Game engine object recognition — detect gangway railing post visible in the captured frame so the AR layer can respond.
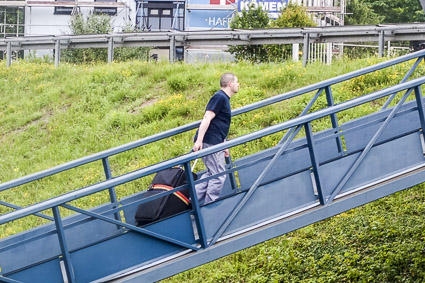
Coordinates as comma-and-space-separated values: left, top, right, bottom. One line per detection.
325, 86, 344, 155
304, 122, 326, 205
183, 162, 207, 248
102, 157, 121, 223
225, 155, 238, 191
52, 206, 76, 283
414, 86, 425, 142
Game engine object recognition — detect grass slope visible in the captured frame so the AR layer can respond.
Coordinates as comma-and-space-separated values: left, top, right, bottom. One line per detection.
0, 58, 424, 281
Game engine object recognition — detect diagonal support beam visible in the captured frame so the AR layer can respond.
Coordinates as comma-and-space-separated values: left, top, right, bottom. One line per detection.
0, 201, 54, 221
62, 204, 200, 251
382, 56, 424, 109
327, 88, 413, 204
279, 87, 324, 145
209, 126, 303, 246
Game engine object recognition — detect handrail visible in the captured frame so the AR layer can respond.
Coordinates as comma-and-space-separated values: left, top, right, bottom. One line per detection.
1, 76, 424, 225
1, 49, 424, 194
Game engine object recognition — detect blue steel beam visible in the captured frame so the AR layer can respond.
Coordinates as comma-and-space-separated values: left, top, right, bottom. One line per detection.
209, 125, 303, 246
52, 206, 75, 283
305, 122, 326, 205
1, 49, 425, 194
61, 204, 200, 251
119, 165, 425, 282
327, 87, 413, 203
183, 162, 207, 248
0, 201, 54, 221
0, 276, 23, 283
1, 76, 425, 225
382, 56, 424, 110
102, 157, 120, 223
278, 87, 323, 146
325, 86, 344, 154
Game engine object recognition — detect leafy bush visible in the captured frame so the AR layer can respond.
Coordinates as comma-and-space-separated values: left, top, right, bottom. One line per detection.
229, 3, 316, 63
61, 13, 150, 64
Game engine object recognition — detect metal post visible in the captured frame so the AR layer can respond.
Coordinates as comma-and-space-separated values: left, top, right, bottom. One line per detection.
303, 32, 310, 67
414, 86, 425, 141
52, 206, 75, 283
102, 157, 121, 223
169, 35, 176, 63
54, 40, 60, 68
183, 162, 207, 248
6, 41, 12, 67
304, 123, 325, 205
378, 30, 385, 57
325, 86, 344, 154
225, 155, 238, 191
108, 37, 114, 63
292, 43, 299, 62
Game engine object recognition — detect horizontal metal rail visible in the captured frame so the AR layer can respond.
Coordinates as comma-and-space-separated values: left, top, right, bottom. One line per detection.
2, 23, 425, 50
1, 76, 424, 225
1, 23, 425, 65
1, 48, 424, 195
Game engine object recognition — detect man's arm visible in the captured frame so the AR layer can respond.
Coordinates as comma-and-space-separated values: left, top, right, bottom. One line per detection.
193, 110, 216, 152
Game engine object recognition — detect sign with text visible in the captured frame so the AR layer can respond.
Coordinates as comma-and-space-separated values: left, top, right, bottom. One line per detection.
186, 9, 235, 30
238, 0, 288, 18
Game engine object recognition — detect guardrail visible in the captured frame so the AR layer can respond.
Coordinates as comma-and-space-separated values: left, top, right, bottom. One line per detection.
1, 23, 425, 66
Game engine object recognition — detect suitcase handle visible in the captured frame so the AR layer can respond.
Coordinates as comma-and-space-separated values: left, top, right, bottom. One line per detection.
191, 158, 198, 172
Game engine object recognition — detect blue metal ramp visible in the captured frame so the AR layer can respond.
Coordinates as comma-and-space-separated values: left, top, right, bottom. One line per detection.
1, 51, 425, 283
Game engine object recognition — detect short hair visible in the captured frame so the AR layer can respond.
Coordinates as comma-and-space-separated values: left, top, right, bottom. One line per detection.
220, 73, 236, 88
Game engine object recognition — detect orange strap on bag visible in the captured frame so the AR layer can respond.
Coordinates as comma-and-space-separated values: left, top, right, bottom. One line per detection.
151, 184, 190, 206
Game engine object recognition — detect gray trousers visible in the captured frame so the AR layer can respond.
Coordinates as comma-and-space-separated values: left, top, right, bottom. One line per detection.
195, 143, 226, 204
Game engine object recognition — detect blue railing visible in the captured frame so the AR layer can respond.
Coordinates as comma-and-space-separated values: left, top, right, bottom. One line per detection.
1, 50, 425, 282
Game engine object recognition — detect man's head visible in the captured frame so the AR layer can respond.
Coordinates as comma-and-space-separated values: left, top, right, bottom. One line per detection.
220, 73, 239, 97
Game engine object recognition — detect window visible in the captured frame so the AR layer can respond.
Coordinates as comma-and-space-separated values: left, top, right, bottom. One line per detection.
94, 0, 117, 16
54, 0, 74, 15
139, 2, 184, 31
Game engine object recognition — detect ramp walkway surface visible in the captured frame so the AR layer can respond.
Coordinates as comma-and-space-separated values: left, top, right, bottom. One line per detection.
1, 50, 425, 282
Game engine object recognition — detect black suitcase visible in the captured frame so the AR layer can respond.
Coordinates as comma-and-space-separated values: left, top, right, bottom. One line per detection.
134, 166, 196, 226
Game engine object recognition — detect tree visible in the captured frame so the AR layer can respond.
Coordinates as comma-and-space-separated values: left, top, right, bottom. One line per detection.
228, 3, 317, 63
61, 13, 150, 64
228, 4, 270, 63
267, 3, 316, 61
345, 0, 383, 25
362, 0, 425, 23
270, 3, 316, 28
61, 13, 112, 63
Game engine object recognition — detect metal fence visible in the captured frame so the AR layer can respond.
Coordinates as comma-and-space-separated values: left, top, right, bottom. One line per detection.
0, 23, 425, 67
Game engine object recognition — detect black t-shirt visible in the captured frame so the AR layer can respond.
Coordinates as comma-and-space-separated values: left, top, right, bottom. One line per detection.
195, 90, 231, 145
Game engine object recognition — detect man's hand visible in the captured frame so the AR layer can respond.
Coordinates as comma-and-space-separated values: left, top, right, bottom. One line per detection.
193, 140, 203, 152
224, 148, 230, 157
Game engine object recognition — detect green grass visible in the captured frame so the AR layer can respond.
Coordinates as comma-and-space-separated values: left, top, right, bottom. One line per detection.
0, 57, 424, 281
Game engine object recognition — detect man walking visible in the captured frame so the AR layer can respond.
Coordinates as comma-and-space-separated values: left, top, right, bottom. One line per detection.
192, 73, 239, 204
